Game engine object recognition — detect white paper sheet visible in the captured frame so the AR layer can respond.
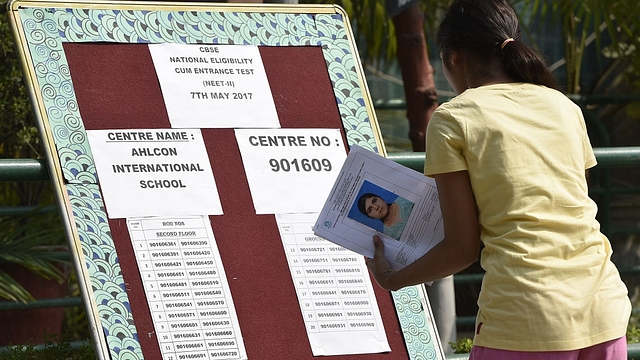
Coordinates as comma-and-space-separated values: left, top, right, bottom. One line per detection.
127, 216, 247, 360
148, 43, 280, 129
313, 145, 444, 270
234, 128, 347, 214
87, 129, 223, 218
275, 213, 391, 356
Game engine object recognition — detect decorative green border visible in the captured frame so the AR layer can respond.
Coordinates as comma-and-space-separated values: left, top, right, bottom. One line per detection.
392, 286, 444, 360
17, 4, 436, 360
66, 183, 142, 359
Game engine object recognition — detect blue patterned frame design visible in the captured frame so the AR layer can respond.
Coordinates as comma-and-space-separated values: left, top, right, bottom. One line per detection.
11, 2, 441, 359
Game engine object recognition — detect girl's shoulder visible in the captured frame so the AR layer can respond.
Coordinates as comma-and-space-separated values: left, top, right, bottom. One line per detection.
437, 83, 571, 113
461, 82, 558, 99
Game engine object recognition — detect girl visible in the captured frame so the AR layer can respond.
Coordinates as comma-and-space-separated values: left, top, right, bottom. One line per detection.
365, 0, 632, 359
357, 192, 413, 240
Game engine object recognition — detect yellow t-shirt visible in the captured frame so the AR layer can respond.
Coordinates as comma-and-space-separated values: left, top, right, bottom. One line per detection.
424, 83, 631, 351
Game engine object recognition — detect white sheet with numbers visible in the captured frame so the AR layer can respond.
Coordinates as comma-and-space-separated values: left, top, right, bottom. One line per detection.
275, 213, 391, 356
127, 216, 247, 360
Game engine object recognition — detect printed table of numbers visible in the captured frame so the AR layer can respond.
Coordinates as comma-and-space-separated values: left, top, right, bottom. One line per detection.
275, 213, 390, 356
127, 216, 247, 360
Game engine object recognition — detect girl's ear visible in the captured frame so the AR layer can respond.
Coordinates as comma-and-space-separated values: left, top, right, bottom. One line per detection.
449, 50, 460, 66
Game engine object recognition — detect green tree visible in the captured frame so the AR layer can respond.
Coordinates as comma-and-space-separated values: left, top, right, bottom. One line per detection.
1, 2, 68, 303
511, 0, 640, 156
515, 0, 640, 95
1, 2, 52, 207
308, 0, 640, 147
1, 2, 41, 161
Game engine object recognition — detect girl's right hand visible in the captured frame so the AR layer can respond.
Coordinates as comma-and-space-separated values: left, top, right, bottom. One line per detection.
365, 235, 397, 290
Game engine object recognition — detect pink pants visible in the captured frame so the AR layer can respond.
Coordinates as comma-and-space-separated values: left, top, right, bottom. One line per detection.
469, 337, 627, 360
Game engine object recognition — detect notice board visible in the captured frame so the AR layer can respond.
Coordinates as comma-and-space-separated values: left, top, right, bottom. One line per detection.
7, 1, 445, 359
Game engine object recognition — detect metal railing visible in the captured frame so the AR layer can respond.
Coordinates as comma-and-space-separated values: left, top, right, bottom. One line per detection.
0, 158, 85, 354
2, 148, 639, 358
386, 147, 640, 172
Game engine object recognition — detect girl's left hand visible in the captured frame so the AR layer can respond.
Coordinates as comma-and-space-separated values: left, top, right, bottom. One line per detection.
365, 235, 396, 290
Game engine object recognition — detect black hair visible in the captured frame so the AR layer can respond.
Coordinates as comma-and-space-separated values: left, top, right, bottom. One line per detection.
357, 193, 376, 218
436, 0, 559, 90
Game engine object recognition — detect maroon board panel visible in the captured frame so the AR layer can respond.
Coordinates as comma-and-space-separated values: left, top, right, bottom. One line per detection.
63, 42, 408, 359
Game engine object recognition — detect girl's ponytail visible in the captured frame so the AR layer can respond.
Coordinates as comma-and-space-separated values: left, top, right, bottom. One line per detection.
501, 38, 559, 90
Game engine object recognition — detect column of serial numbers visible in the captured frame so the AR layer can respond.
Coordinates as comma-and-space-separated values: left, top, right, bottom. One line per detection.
280, 221, 379, 333
279, 222, 319, 332
128, 217, 245, 360
328, 246, 379, 332
129, 219, 180, 359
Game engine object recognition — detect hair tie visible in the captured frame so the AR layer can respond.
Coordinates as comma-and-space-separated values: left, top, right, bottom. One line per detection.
501, 38, 515, 49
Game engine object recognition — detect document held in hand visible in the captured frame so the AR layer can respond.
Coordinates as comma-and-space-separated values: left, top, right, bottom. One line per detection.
313, 145, 444, 270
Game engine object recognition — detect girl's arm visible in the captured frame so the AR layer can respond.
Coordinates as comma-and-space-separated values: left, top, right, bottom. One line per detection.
366, 170, 481, 291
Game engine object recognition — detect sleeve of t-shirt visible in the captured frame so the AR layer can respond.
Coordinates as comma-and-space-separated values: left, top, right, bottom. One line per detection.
423, 107, 468, 177
577, 108, 597, 169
